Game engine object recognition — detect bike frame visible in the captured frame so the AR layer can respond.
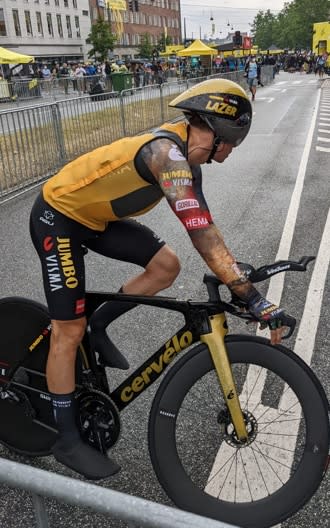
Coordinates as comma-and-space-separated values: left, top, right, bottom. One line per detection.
8, 290, 249, 441
94, 294, 248, 442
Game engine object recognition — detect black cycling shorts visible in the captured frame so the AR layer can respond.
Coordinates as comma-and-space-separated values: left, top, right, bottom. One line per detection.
29, 193, 166, 320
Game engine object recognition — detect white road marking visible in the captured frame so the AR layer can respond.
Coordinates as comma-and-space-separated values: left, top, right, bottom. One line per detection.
316, 146, 330, 152
318, 136, 330, 142
293, 207, 330, 363
318, 129, 330, 133
320, 117, 330, 121
257, 97, 275, 103
318, 122, 330, 127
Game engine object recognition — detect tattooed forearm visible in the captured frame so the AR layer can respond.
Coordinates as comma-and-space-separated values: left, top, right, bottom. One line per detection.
189, 226, 258, 300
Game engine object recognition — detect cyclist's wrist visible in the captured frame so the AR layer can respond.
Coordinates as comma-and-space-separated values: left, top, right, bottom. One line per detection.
227, 282, 260, 305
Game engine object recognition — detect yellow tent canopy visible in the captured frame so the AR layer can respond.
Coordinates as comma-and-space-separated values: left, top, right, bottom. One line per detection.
177, 39, 217, 57
0, 47, 34, 64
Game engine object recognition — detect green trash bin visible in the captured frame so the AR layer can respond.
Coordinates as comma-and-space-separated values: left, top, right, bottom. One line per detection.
111, 72, 133, 92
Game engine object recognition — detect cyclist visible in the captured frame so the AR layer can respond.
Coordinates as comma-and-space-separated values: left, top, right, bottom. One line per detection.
29, 78, 289, 480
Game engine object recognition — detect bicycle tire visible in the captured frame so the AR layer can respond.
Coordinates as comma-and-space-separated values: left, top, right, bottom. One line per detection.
148, 335, 329, 528
0, 297, 57, 456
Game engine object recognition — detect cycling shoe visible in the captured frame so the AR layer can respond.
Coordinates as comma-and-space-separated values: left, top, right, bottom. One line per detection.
52, 438, 121, 480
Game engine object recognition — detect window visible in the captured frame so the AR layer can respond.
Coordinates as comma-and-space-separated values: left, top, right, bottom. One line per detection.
66, 15, 72, 38
12, 9, 21, 36
82, 10, 89, 16
36, 11, 43, 35
64, 0, 68, 7
46, 12, 53, 36
72, 0, 77, 8
55, 0, 59, 5
74, 16, 80, 38
56, 13, 63, 37
0, 8, 7, 36
25, 10, 33, 35
44, 0, 50, 5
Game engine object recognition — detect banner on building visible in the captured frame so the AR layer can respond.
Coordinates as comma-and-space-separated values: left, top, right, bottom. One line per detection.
243, 36, 252, 49
106, 0, 126, 10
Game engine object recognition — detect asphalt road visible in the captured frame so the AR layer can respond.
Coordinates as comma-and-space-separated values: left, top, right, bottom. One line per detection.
0, 71, 329, 528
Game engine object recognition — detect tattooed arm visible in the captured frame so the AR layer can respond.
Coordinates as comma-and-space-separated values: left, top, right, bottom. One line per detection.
140, 138, 258, 301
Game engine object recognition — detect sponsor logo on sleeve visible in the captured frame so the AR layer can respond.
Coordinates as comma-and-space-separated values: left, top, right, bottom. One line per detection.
175, 199, 199, 211
183, 215, 211, 230
168, 145, 186, 161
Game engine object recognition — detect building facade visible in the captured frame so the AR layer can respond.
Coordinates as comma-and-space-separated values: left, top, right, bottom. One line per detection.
90, 1, 181, 60
0, 0, 182, 63
0, 0, 91, 63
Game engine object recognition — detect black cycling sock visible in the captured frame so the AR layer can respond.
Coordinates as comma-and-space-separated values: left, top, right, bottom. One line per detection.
51, 392, 80, 445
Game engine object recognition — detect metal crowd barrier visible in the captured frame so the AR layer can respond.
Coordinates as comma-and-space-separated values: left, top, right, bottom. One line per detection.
0, 457, 239, 528
0, 67, 274, 202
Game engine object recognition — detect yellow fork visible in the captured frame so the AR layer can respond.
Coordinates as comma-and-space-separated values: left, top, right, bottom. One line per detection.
200, 314, 248, 441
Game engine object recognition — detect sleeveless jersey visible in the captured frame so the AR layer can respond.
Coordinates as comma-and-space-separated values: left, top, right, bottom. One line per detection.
43, 122, 188, 231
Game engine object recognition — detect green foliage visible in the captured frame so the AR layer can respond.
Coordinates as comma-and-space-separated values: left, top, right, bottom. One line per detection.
137, 33, 154, 58
251, 0, 330, 50
86, 18, 117, 61
156, 33, 173, 52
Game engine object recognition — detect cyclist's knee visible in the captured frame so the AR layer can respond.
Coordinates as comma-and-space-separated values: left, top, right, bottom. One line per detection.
146, 245, 181, 289
51, 317, 86, 351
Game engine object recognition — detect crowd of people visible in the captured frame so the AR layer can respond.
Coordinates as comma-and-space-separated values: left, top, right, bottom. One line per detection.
3, 49, 328, 102
283, 51, 329, 76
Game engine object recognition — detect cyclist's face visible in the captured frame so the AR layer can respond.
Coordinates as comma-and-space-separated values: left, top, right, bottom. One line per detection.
212, 142, 234, 163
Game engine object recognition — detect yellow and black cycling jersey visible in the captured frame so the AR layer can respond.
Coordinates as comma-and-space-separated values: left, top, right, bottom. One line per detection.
43, 122, 190, 231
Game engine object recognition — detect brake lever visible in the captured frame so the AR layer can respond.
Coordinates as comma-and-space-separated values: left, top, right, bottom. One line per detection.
280, 313, 296, 339
235, 311, 296, 339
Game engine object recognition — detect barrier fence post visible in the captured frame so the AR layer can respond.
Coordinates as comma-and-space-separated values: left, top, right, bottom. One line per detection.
31, 494, 49, 528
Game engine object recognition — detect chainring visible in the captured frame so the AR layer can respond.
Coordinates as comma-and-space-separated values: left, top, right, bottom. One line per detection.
76, 389, 121, 453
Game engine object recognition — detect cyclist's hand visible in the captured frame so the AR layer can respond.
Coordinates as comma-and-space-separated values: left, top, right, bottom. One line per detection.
247, 293, 286, 345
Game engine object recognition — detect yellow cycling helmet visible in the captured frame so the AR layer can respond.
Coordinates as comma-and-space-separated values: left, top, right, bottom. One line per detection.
169, 78, 252, 148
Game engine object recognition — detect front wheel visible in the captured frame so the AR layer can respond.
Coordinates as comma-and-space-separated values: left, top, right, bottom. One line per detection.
148, 336, 329, 528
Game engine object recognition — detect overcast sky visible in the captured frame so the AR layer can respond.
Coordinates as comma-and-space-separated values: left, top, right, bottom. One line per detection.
180, 1, 288, 40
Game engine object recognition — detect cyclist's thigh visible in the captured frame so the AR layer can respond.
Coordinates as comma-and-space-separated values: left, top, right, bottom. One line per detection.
30, 193, 98, 319
85, 218, 166, 268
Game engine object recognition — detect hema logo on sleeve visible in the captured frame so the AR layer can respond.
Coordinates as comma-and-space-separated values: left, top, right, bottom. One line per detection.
175, 199, 199, 211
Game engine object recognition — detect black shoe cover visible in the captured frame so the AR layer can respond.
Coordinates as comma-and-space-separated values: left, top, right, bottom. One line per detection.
52, 438, 121, 480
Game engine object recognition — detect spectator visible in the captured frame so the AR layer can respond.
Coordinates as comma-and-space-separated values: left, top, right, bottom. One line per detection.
74, 63, 86, 94
41, 64, 51, 93
59, 63, 70, 94
245, 56, 258, 102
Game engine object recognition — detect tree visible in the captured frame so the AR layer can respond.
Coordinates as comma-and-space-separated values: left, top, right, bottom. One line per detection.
250, 10, 278, 50
156, 32, 173, 53
137, 33, 154, 58
251, 0, 330, 50
86, 18, 117, 62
